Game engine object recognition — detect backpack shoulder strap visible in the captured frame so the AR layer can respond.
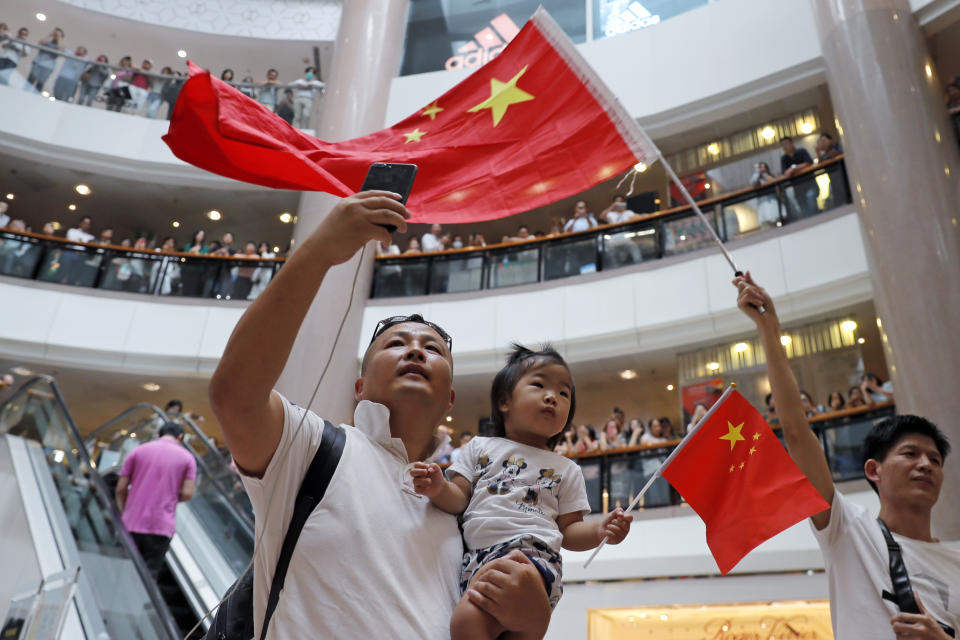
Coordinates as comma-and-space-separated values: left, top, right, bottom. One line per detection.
878, 517, 921, 615
260, 420, 345, 640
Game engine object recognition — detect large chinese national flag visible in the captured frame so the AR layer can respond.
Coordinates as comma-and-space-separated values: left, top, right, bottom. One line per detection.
661, 390, 829, 575
162, 8, 657, 224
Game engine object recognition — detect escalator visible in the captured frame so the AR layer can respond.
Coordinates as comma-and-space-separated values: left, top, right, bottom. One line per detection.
0, 376, 253, 639
84, 403, 254, 637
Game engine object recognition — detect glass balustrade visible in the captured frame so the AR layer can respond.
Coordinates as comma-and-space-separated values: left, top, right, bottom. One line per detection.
0, 376, 181, 640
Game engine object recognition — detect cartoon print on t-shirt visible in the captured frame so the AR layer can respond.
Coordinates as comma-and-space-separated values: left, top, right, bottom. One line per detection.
522, 468, 562, 505
487, 455, 528, 495
475, 453, 491, 476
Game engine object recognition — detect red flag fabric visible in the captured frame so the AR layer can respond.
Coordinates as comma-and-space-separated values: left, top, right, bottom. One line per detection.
661, 390, 830, 574
162, 8, 658, 224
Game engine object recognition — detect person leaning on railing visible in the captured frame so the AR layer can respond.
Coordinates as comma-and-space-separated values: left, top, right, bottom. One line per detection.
25, 28, 64, 93
0, 25, 30, 86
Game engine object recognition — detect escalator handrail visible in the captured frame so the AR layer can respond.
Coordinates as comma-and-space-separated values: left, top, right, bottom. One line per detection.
1, 375, 184, 640
86, 402, 255, 531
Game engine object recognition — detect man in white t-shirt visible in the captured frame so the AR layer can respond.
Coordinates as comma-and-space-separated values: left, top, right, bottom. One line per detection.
209, 191, 552, 639
735, 273, 958, 640
563, 200, 598, 233
600, 194, 638, 225
421, 223, 449, 252
66, 215, 94, 247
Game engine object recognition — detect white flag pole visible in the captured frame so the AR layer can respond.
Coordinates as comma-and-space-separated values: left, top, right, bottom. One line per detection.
583, 384, 738, 569
654, 151, 765, 312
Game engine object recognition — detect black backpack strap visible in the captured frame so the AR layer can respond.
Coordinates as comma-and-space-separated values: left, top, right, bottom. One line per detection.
260, 420, 345, 640
877, 518, 956, 638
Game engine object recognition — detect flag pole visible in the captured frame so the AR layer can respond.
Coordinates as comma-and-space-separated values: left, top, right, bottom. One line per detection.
655, 151, 765, 313
583, 384, 738, 568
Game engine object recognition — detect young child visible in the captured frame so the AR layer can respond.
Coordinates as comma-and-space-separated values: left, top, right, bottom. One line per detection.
411, 344, 632, 639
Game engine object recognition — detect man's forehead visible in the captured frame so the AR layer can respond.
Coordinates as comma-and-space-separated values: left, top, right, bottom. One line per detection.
894, 434, 940, 454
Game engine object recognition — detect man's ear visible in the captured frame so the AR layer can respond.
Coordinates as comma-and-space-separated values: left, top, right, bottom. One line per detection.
355, 377, 364, 403
447, 388, 456, 415
864, 458, 880, 485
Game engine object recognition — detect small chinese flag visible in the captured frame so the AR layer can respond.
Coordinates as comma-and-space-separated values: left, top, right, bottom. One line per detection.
162, 8, 657, 224
661, 390, 829, 575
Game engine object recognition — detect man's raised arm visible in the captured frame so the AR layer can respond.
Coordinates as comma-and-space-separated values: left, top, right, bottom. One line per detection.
208, 192, 409, 475
734, 273, 835, 529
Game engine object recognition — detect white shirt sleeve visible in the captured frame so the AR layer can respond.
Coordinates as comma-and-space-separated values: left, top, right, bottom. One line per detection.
557, 462, 591, 517
563, 219, 574, 233
447, 437, 477, 483
421, 233, 442, 252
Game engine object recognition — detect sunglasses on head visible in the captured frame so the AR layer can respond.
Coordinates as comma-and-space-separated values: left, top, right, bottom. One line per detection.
370, 314, 453, 352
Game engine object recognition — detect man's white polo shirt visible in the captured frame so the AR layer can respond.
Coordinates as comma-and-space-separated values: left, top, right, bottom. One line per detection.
241, 393, 462, 639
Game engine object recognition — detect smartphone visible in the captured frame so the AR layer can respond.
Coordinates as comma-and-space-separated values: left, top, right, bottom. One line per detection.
361, 162, 418, 233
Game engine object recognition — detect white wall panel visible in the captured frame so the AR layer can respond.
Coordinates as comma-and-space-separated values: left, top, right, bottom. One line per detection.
123, 303, 209, 356
780, 214, 869, 292
494, 287, 566, 354
632, 259, 710, 327
46, 293, 137, 352
703, 239, 789, 315
197, 307, 246, 361
563, 277, 635, 341
0, 282, 61, 343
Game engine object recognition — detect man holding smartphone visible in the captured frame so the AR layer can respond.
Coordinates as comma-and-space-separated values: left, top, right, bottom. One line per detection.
209, 190, 552, 639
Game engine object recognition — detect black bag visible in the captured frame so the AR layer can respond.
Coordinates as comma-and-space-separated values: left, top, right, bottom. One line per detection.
878, 518, 955, 638
206, 420, 345, 640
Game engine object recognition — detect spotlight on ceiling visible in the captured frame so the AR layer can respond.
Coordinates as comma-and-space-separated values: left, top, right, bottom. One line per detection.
141, 382, 161, 392
5, 193, 14, 200
666, 384, 675, 391
761, 126, 776, 140
67, 204, 77, 211
177, 50, 187, 58
619, 369, 638, 380
172, 221, 181, 228
800, 122, 814, 135
840, 320, 857, 332
733, 342, 749, 353
633, 162, 647, 173
75, 184, 91, 196
206, 210, 222, 221
279, 212, 293, 224
707, 142, 720, 155
36, 12, 47, 21
706, 362, 720, 371
780, 335, 792, 346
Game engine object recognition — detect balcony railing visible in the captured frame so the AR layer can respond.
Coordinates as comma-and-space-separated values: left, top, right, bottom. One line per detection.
0, 232, 283, 300
571, 401, 894, 514
0, 157, 850, 302
1, 37, 322, 126
371, 157, 851, 298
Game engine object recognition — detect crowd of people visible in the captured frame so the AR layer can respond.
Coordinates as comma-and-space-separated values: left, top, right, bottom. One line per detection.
0, 23, 323, 126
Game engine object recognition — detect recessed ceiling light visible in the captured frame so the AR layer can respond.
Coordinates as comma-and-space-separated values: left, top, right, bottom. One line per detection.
207, 210, 222, 221
67, 204, 77, 211
857, 337, 866, 344
800, 122, 814, 135
619, 369, 637, 380
36, 12, 47, 21
633, 162, 647, 173
11, 366, 33, 376
840, 320, 857, 332
666, 384, 674, 391
75, 184, 91, 195
272, 246, 280, 253
445, 416, 452, 422
707, 142, 720, 155
761, 126, 776, 140
177, 50, 187, 58
172, 221, 181, 228
5, 193, 13, 200
654, 198, 661, 204
48, 96, 56, 102
706, 362, 720, 371
41, 90, 50, 97
733, 342, 748, 353
142, 382, 161, 392
279, 212, 293, 223
704, 183, 711, 189
780, 335, 792, 346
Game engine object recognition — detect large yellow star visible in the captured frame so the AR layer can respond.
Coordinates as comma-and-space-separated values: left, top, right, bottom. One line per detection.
467, 65, 535, 127
403, 128, 426, 143
720, 421, 746, 451
421, 102, 443, 120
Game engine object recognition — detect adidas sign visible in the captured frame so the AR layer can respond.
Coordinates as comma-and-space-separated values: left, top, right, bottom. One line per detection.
445, 13, 521, 70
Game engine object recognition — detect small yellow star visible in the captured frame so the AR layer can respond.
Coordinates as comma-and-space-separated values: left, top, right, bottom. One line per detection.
467, 65, 535, 127
729, 465, 735, 472
752, 432, 761, 441
403, 128, 426, 143
739, 462, 745, 470
720, 421, 746, 451
749, 446, 757, 455
421, 102, 443, 120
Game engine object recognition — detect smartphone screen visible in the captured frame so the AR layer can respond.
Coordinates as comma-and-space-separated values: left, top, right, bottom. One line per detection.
361, 163, 418, 205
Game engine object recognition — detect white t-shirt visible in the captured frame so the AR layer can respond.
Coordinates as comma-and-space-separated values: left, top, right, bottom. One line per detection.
812, 489, 960, 639
639, 432, 669, 446
421, 232, 445, 252
563, 215, 598, 233
240, 395, 462, 639
66, 228, 94, 243
447, 436, 590, 553
605, 209, 636, 224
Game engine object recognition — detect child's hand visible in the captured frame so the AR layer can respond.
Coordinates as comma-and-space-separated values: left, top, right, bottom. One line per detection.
410, 462, 445, 498
598, 508, 633, 545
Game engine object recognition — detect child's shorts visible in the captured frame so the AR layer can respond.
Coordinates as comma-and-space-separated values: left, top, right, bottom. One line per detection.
460, 534, 564, 609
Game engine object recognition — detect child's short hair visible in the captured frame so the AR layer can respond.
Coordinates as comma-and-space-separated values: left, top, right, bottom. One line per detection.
489, 343, 576, 449
862, 415, 950, 493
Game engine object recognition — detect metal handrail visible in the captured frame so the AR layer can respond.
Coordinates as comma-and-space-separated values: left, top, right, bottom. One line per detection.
0, 375, 183, 640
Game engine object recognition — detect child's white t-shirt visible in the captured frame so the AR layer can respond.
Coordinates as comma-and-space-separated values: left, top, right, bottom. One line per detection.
447, 436, 591, 553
